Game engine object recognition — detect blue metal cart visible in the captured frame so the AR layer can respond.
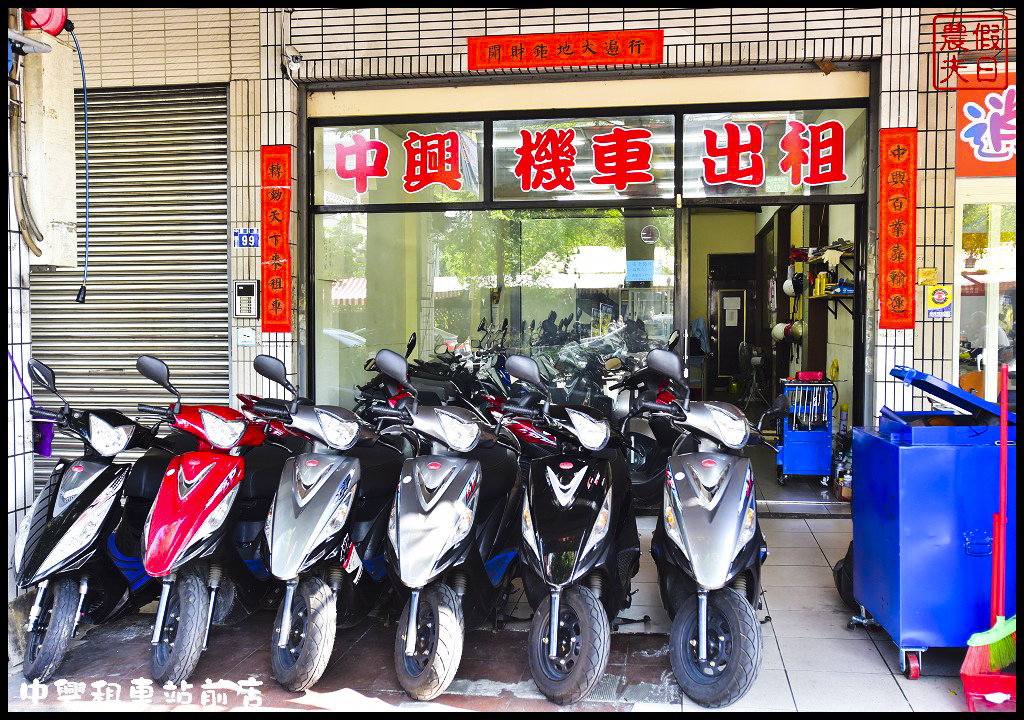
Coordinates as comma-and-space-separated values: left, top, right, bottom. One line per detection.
850, 366, 1016, 679
776, 380, 834, 485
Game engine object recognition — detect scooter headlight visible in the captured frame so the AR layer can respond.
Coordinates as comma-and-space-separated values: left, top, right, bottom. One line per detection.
316, 410, 359, 451
387, 495, 399, 549
320, 472, 357, 540
445, 470, 480, 551
36, 473, 125, 580
435, 409, 481, 452
707, 405, 750, 449
565, 408, 609, 451
200, 409, 247, 449
522, 501, 542, 561
664, 472, 689, 559
580, 487, 613, 560
89, 414, 134, 456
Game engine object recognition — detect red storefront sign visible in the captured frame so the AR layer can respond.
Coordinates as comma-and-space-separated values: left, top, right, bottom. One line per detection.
878, 129, 917, 330
261, 145, 292, 334
468, 29, 663, 71
956, 72, 1016, 177
932, 13, 1009, 91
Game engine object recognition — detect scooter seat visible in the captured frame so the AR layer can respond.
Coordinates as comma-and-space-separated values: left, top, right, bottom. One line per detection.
349, 441, 404, 499
463, 444, 519, 502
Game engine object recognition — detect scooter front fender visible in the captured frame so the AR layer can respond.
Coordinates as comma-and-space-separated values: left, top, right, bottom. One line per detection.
666, 453, 754, 590
143, 451, 243, 577
267, 453, 359, 580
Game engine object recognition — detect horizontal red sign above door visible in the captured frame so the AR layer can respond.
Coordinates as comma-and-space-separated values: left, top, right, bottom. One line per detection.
468, 29, 663, 71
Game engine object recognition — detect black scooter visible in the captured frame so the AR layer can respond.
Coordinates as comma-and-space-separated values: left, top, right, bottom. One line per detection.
14, 359, 193, 681
502, 354, 641, 705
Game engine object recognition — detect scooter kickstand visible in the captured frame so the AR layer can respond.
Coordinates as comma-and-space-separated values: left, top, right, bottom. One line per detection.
612, 614, 651, 631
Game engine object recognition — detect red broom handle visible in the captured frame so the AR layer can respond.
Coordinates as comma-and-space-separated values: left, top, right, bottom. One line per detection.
992, 363, 1008, 623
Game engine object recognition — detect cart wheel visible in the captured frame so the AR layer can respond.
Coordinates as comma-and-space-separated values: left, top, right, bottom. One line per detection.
903, 652, 921, 680
820, 476, 830, 487
777, 475, 787, 486
846, 620, 857, 631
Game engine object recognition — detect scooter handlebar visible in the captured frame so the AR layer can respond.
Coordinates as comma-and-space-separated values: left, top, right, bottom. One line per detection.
138, 403, 174, 419
252, 400, 292, 422
29, 406, 61, 421
502, 404, 541, 419
371, 406, 413, 422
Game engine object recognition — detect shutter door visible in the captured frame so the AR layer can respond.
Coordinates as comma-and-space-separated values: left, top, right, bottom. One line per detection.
30, 85, 229, 489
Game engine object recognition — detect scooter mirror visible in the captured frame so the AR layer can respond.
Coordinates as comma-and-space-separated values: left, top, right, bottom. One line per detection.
254, 354, 296, 397
405, 332, 417, 358
501, 318, 508, 331
27, 358, 58, 395
530, 319, 536, 331
667, 329, 680, 350
646, 348, 684, 383
477, 318, 487, 332
506, 355, 550, 397
375, 348, 417, 397
137, 355, 182, 411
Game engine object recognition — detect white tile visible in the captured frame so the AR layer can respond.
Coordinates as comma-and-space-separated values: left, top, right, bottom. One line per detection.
788, 669, 911, 711
761, 531, 820, 548
821, 545, 847, 566
761, 564, 834, 588
764, 547, 828, 566
679, 668, 796, 711
761, 585, 853, 614
778, 637, 891, 674
760, 624, 785, 671
636, 515, 657, 531
768, 609, 868, 640
805, 518, 852, 533
759, 518, 810, 533
812, 531, 853, 549
895, 673, 971, 712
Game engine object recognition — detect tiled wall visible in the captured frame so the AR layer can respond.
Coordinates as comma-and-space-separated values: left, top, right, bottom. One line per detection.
8, 132, 33, 601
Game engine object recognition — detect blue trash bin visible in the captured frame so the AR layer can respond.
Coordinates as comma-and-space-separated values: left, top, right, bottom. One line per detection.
852, 366, 1016, 677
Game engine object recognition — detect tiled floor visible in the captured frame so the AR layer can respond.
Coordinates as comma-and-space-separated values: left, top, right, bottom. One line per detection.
8, 517, 1005, 712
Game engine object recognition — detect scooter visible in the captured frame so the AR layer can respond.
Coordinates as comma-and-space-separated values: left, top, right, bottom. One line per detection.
248, 354, 407, 691
625, 348, 785, 708
14, 359, 190, 682
134, 355, 293, 684
372, 348, 522, 701
502, 354, 640, 705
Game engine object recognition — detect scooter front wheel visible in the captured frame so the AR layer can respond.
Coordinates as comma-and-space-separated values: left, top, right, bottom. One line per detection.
23, 577, 79, 682
527, 585, 610, 705
393, 583, 464, 701
669, 586, 762, 708
271, 577, 336, 692
150, 569, 209, 685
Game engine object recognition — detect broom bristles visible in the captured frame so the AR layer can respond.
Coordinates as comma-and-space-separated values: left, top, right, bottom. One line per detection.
988, 630, 1016, 672
962, 644, 992, 676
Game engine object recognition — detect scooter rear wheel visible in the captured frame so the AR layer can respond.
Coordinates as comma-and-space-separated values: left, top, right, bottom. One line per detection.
527, 585, 610, 705
393, 584, 464, 701
669, 586, 762, 708
22, 577, 78, 682
150, 569, 209, 685
271, 577, 336, 692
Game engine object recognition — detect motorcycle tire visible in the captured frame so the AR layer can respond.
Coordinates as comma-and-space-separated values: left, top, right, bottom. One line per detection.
527, 585, 610, 705
669, 586, 762, 708
393, 583, 464, 701
22, 577, 78, 682
150, 569, 209, 685
271, 576, 337, 692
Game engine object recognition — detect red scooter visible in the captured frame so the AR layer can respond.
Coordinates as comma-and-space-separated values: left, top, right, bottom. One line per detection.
135, 355, 292, 684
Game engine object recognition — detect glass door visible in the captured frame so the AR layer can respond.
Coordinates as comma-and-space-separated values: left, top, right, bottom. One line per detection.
953, 179, 1016, 403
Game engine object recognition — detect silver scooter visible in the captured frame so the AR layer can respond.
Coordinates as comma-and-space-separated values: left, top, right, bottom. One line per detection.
623, 349, 786, 708
249, 355, 407, 691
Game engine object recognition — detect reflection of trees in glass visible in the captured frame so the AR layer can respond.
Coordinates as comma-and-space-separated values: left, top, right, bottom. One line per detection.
320, 215, 366, 279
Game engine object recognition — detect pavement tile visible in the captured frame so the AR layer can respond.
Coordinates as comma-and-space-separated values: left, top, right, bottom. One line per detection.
787, 669, 911, 712
767, 609, 869, 640
760, 564, 834, 588
761, 531, 820, 549
812, 531, 853, 549
820, 545, 846, 566
622, 634, 671, 667
894, 673, 972, 712
777, 636, 890, 674
630, 581, 662, 607
679, 668, 796, 711
805, 518, 852, 533
617, 663, 682, 705
761, 585, 853, 614
764, 546, 828, 566
759, 518, 810, 533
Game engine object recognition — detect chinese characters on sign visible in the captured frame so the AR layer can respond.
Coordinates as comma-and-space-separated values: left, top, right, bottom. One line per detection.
878, 129, 917, 330
261, 145, 292, 334
467, 29, 663, 71
20, 678, 264, 708
701, 120, 849, 189
956, 72, 1016, 177
932, 14, 1009, 91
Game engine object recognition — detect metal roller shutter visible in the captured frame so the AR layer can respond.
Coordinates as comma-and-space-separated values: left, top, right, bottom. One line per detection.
30, 85, 229, 489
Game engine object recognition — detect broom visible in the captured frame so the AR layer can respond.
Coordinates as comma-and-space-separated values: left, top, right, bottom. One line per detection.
962, 363, 1016, 674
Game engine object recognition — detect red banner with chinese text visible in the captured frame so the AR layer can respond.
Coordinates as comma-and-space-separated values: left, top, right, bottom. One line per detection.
261, 146, 292, 334
468, 29, 663, 71
878, 129, 917, 330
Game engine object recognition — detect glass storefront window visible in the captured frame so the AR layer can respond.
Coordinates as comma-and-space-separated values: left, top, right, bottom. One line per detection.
313, 208, 674, 406
493, 115, 674, 202
313, 121, 484, 205
682, 107, 867, 198
955, 185, 1016, 403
